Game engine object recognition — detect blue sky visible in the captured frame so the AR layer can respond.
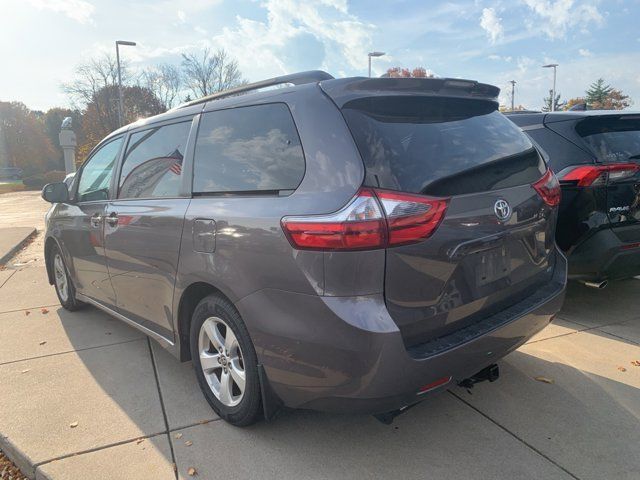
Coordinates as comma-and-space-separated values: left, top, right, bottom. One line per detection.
1, 0, 639, 111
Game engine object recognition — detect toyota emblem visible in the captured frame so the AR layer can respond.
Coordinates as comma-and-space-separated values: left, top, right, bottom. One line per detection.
494, 199, 511, 222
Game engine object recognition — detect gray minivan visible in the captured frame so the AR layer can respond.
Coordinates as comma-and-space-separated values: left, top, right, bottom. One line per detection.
42, 71, 567, 426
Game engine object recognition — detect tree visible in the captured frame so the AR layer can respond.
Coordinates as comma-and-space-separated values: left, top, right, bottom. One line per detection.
78, 85, 165, 161
585, 78, 612, 108
140, 63, 183, 110
386, 67, 434, 78
0, 102, 56, 175
564, 97, 587, 111
63, 54, 130, 108
542, 90, 565, 112
181, 48, 245, 98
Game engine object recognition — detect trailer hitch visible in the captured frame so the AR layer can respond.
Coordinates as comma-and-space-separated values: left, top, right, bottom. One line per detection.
458, 364, 500, 393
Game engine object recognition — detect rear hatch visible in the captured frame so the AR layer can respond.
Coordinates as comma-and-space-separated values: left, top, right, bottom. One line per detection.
573, 115, 640, 239
338, 91, 559, 348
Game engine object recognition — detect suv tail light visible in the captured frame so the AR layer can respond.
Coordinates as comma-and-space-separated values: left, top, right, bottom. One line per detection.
281, 188, 449, 251
532, 169, 561, 207
560, 163, 640, 187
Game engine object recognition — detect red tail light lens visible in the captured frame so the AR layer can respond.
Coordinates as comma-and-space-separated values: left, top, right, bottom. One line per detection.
281, 188, 449, 251
376, 190, 449, 246
560, 163, 640, 187
532, 169, 561, 207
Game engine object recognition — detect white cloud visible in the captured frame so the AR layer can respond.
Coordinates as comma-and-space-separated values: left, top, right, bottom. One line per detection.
208, 0, 374, 77
24, 0, 94, 24
177, 10, 187, 23
578, 48, 592, 57
480, 8, 503, 43
523, 0, 604, 39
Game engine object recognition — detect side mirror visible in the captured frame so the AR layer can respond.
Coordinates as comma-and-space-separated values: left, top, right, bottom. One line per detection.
42, 182, 69, 204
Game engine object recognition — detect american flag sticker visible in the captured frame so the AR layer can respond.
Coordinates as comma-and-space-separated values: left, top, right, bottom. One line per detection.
170, 159, 182, 175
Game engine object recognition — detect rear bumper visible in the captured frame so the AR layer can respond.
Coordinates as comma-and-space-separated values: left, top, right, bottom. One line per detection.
568, 226, 640, 281
236, 250, 567, 415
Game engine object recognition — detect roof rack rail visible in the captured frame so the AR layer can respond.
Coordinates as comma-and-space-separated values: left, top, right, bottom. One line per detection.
179, 70, 334, 108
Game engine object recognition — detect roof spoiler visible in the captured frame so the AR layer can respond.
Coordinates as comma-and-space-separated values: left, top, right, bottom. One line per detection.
178, 70, 334, 109
319, 77, 500, 108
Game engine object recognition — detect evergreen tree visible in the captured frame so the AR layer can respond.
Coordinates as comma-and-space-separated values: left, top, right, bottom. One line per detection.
542, 90, 565, 112
585, 79, 613, 108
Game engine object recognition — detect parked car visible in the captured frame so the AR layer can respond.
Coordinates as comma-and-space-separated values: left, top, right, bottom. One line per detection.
507, 111, 640, 286
0, 166, 23, 180
41, 71, 566, 426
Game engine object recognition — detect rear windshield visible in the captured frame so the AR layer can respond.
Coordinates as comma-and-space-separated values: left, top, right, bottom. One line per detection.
342, 96, 545, 196
576, 116, 640, 163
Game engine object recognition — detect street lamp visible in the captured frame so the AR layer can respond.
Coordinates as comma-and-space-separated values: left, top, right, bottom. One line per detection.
509, 80, 516, 111
368, 51, 385, 78
116, 40, 136, 127
542, 63, 558, 111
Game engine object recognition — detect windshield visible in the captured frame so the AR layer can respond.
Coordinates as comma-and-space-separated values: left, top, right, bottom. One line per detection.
342, 96, 544, 196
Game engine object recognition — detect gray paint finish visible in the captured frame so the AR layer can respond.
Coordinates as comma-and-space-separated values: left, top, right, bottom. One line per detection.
43, 75, 567, 416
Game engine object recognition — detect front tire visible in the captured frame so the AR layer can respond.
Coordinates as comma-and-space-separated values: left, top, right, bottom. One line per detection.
190, 294, 262, 426
50, 246, 82, 311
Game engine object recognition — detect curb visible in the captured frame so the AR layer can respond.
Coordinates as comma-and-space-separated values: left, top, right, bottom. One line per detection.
0, 228, 37, 266
0, 434, 36, 479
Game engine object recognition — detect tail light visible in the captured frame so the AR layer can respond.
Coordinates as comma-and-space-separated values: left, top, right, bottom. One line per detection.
532, 169, 561, 207
560, 163, 640, 187
281, 188, 449, 251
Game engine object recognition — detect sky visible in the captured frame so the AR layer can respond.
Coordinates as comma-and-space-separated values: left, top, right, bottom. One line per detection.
1, 0, 639, 111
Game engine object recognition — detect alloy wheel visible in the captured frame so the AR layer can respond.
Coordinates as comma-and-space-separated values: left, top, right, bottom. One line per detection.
198, 316, 246, 407
53, 253, 68, 302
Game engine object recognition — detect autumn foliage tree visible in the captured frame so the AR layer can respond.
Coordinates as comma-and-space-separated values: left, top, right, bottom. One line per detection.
0, 101, 56, 175
386, 67, 434, 78
78, 85, 164, 161
585, 79, 632, 110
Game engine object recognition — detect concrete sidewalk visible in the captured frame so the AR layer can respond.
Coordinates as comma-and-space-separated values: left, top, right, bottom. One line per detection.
1, 192, 639, 479
0, 266, 638, 479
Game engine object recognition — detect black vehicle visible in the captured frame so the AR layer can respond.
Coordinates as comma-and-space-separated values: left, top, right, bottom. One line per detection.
508, 111, 640, 286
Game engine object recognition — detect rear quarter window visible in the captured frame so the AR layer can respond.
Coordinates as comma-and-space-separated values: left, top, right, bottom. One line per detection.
576, 116, 640, 163
193, 103, 305, 194
342, 96, 545, 196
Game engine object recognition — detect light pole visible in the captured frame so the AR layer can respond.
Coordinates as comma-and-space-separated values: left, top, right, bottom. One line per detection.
509, 80, 516, 111
116, 40, 136, 127
368, 51, 385, 78
542, 63, 558, 111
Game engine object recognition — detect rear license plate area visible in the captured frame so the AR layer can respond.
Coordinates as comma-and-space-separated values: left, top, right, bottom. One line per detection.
475, 246, 511, 287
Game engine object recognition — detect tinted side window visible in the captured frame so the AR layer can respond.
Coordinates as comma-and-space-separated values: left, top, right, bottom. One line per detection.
194, 104, 305, 193
77, 137, 123, 202
119, 121, 191, 199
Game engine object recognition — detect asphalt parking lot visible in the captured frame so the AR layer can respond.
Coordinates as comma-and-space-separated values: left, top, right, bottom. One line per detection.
1, 191, 639, 480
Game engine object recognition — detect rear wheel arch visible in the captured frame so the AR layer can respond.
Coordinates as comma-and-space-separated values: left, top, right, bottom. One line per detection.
44, 236, 61, 285
177, 282, 236, 362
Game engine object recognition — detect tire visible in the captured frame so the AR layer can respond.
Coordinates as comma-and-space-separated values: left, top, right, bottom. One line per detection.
190, 293, 262, 426
49, 245, 83, 311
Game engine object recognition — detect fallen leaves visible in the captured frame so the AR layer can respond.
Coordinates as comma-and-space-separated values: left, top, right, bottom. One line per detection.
69, 421, 78, 428
185, 440, 193, 447
187, 467, 197, 476
21, 369, 29, 374
39, 341, 46, 346
631, 360, 640, 367
41, 308, 49, 314
618, 366, 627, 372
534, 376, 554, 384
174, 433, 183, 439
24, 310, 30, 316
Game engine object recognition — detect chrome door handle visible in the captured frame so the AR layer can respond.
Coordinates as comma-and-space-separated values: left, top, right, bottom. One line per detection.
106, 212, 118, 227
90, 214, 102, 227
